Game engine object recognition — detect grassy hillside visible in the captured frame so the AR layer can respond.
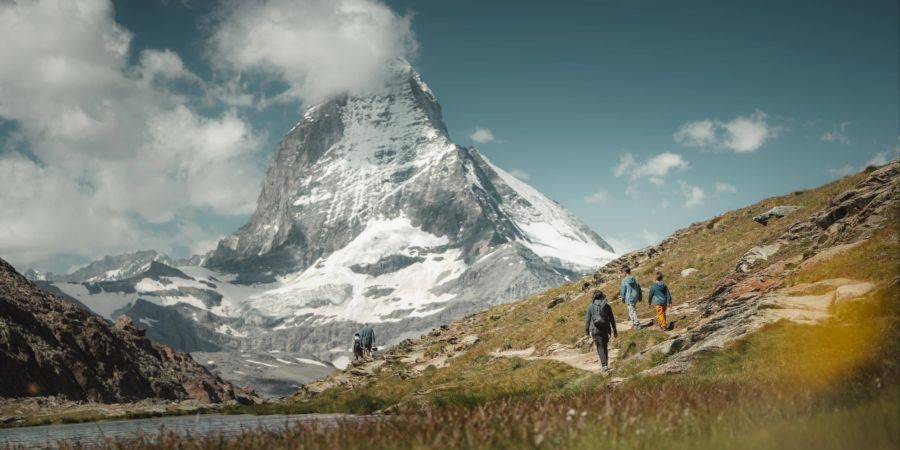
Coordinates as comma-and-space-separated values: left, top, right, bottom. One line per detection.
51, 213, 900, 450
12, 162, 899, 449
268, 168, 880, 413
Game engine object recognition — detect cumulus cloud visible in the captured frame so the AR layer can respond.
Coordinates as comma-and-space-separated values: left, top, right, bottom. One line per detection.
613, 153, 636, 178
673, 119, 716, 148
715, 182, 737, 194
615, 152, 689, 186
469, 127, 496, 144
0, 0, 264, 269
829, 165, 856, 177
820, 122, 850, 144
678, 181, 706, 208
207, 0, 417, 105
508, 168, 530, 180
583, 189, 609, 204
633, 153, 689, 183
674, 110, 779, 153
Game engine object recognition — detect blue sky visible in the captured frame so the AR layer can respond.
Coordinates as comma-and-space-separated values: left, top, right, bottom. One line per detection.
0, 0, 897, 272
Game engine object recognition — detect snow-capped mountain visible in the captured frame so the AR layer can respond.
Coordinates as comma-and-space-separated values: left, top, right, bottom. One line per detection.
26, 250, 174, 283
36, 60, 615, 394
203, 58, 614, 333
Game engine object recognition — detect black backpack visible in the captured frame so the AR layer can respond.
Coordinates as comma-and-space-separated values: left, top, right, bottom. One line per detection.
591, 299, 609, 331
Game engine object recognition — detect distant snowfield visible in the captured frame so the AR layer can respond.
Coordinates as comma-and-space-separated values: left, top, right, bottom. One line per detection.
250, 215, 466, 324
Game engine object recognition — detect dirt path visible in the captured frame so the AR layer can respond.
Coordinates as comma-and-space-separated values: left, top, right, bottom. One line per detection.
491, 343, 620, 373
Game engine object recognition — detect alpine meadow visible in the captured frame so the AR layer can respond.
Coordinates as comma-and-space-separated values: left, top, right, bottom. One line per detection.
0, 1, 897, 449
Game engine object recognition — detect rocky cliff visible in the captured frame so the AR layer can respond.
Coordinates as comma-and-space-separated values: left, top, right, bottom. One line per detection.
0, 257, 253, 404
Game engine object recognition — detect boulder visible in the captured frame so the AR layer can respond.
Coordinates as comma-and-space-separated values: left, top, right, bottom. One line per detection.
736, 244, 781, 273
753, 205, 800, 225
681, 268, 698, 278
547, 297, 565, 309
833, 282, 877, 306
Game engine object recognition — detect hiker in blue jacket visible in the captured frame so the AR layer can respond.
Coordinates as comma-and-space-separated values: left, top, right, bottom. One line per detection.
619, 266, 643, 329
585, 291, 618, 371
359, 324, 375, 357
647, 271, 673, 330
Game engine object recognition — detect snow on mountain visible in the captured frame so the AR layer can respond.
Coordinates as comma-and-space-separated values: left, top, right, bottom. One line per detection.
30, 250, 176, 283
36, 60, 616, 394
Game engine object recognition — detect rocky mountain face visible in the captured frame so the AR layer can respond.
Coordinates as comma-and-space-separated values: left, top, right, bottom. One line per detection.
200, 59, 614, 346
30, 61, 616, 395
0, 257, 253, 404
25, 250, 174, 283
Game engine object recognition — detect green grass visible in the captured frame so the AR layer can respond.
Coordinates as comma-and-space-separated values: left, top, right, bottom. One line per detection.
42, 301, 900, 449
9, 168, 897, 449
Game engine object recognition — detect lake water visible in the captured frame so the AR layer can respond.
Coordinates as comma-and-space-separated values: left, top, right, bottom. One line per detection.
0, 413, 352, 448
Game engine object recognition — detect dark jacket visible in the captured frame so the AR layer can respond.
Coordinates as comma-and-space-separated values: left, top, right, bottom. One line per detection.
359, 325, 375, 348
584, 295, 617, 337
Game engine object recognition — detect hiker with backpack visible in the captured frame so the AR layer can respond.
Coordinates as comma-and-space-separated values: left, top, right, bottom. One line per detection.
619, 266, 643, 329
647, 271, 673, 330
359, 324, 375, 358
352, 333, 365, 362
585, 291, 618, 372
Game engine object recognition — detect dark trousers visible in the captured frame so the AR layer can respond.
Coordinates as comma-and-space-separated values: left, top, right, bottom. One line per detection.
592, 333, 610, 367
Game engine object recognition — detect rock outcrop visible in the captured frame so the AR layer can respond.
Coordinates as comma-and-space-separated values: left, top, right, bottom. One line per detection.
643, 160, 899, 374
753, 205, 799, 225
0, 257, 254, 404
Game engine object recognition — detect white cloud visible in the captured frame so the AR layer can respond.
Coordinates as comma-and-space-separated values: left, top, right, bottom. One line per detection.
715, 182, 737, 194
829, 164, 856, 177
632, 152, 689, 181
673, 119, 716, 148
583, 189, 609, 204
207, 0, 417, 105
508, 168, 530, 180
469, 127, 496, 144
864, 148, 898, 167
0, 0, 264, 269
820, 122, 850, 144
641, 230, 661, 245
606, 230, 660, 254
613, 153, 636, 178
138, 49, 198, 82
678, 181, 706, 208
674, 110, 779, 153
829, 147, 898, 179
605, 236, 635, 254
614, 152, 689, 195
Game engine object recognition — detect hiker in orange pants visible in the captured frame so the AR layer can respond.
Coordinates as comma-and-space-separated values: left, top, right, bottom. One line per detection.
647, 272, 673, 330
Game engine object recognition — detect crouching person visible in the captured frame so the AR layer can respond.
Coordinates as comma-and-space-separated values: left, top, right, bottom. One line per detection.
585, 291, 618, 372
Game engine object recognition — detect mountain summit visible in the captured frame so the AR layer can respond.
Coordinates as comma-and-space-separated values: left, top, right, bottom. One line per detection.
204, 59, 614, 331
207, 60, 613, 280
34, 62, 615, 392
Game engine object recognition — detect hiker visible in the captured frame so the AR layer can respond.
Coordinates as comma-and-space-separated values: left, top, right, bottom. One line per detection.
352, 333, 364, 362
619, 266, 643, 329
585, 291, 618, 371
359, 324, 375, 357
647, 271, 673, 330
